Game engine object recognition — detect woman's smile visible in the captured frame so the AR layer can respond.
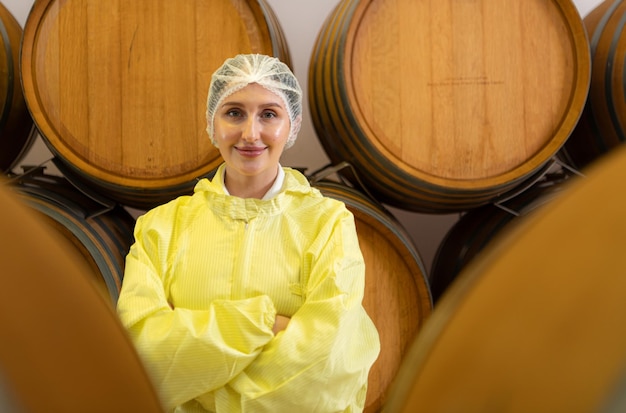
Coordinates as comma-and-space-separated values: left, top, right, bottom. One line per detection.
235, 145, 268, 157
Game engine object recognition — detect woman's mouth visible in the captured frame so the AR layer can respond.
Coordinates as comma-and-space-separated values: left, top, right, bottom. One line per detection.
236, 146, 267, 157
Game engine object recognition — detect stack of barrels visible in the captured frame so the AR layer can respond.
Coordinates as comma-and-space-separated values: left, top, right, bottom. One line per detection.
307, 0, 626, 306
2, 0, 293, 304
307, 2, 626, 411
1, 1, 432, 411
309, 0, 617, 409
3, 0, 626, 411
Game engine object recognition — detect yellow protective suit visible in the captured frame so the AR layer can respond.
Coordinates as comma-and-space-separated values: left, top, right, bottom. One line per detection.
117, 165, 380, 413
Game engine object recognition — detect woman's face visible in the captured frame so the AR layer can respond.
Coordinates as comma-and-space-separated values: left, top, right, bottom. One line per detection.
213, 82, 291, 182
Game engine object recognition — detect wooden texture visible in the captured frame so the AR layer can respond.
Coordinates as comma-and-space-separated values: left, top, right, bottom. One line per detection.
0, 178, 164, 413
384, 145, 626, 412
0, 3, 35, 173
310, 0, 590, 212
8, 172, 136, 303
430, 172, 568, 303
315, 181, 432, 412
20, 0, 290, 208
561, 0, 626, 171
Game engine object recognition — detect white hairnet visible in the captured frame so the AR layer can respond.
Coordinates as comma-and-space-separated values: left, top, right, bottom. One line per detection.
206, 54, 303, 149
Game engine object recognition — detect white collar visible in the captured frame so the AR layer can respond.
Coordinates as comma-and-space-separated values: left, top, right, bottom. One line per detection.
221, 165, 284, 200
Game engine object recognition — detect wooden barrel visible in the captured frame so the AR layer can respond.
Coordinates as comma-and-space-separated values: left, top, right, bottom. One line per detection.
430, 172, 570, 303
7, 171, 136, 303
0, 179, 164, 413
309, 0, 590, 213
383, 145, 626, 412
314, 181, 432, 412
0, 3, 36, 173
560, 0, 626, 171
20, 0, 291, 209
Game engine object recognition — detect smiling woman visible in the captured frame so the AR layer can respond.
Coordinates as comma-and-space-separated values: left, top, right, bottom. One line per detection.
116, 54, 381, 413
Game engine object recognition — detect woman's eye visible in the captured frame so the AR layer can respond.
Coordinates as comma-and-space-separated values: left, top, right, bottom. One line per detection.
226, 109, 241, 117
261, 111, 277, 119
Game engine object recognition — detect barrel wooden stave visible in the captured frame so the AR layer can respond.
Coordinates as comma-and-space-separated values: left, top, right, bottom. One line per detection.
8, 172, 136, 303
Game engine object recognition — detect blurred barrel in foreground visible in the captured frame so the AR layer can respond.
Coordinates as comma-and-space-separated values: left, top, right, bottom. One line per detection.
384, 145, 626, 412
314, 181, 432, 412
560, 0, 626, 171
0, 3, 35, 173
0, 179, 164, 413
20, 0, 290, 209
309, 0, 590, 213
7, 171, 136, 303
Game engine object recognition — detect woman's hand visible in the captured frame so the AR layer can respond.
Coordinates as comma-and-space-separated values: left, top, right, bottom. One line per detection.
273, 314, 291, 335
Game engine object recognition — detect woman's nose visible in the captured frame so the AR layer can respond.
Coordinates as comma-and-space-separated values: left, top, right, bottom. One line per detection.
242, 118, 260, 142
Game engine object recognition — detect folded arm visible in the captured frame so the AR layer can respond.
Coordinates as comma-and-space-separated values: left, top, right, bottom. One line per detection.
210, 213, 380, 412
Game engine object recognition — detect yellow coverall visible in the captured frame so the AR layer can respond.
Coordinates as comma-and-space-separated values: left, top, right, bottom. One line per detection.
117, 165, 380, 412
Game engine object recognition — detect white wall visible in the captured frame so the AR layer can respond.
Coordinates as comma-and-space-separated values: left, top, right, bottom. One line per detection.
2, 0, 606, 276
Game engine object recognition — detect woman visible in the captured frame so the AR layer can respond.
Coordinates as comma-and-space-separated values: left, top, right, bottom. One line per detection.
116, 54, 380, 412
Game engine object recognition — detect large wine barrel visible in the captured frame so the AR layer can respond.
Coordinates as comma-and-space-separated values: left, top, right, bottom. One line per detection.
7, 171, 136, 303
560, 0, 626, 171
20, 0, 291, 209
0, 3, 35, 173
0, 178, 164, 413
384, 145, 626, 412
314, 181, 432, 412
309, 0, 590, 213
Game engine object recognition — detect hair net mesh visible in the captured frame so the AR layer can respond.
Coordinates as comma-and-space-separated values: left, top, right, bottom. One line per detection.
206, 54, 303, 149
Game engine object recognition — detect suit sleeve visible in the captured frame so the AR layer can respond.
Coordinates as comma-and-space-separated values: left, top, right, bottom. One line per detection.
116, 211, 277, 411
